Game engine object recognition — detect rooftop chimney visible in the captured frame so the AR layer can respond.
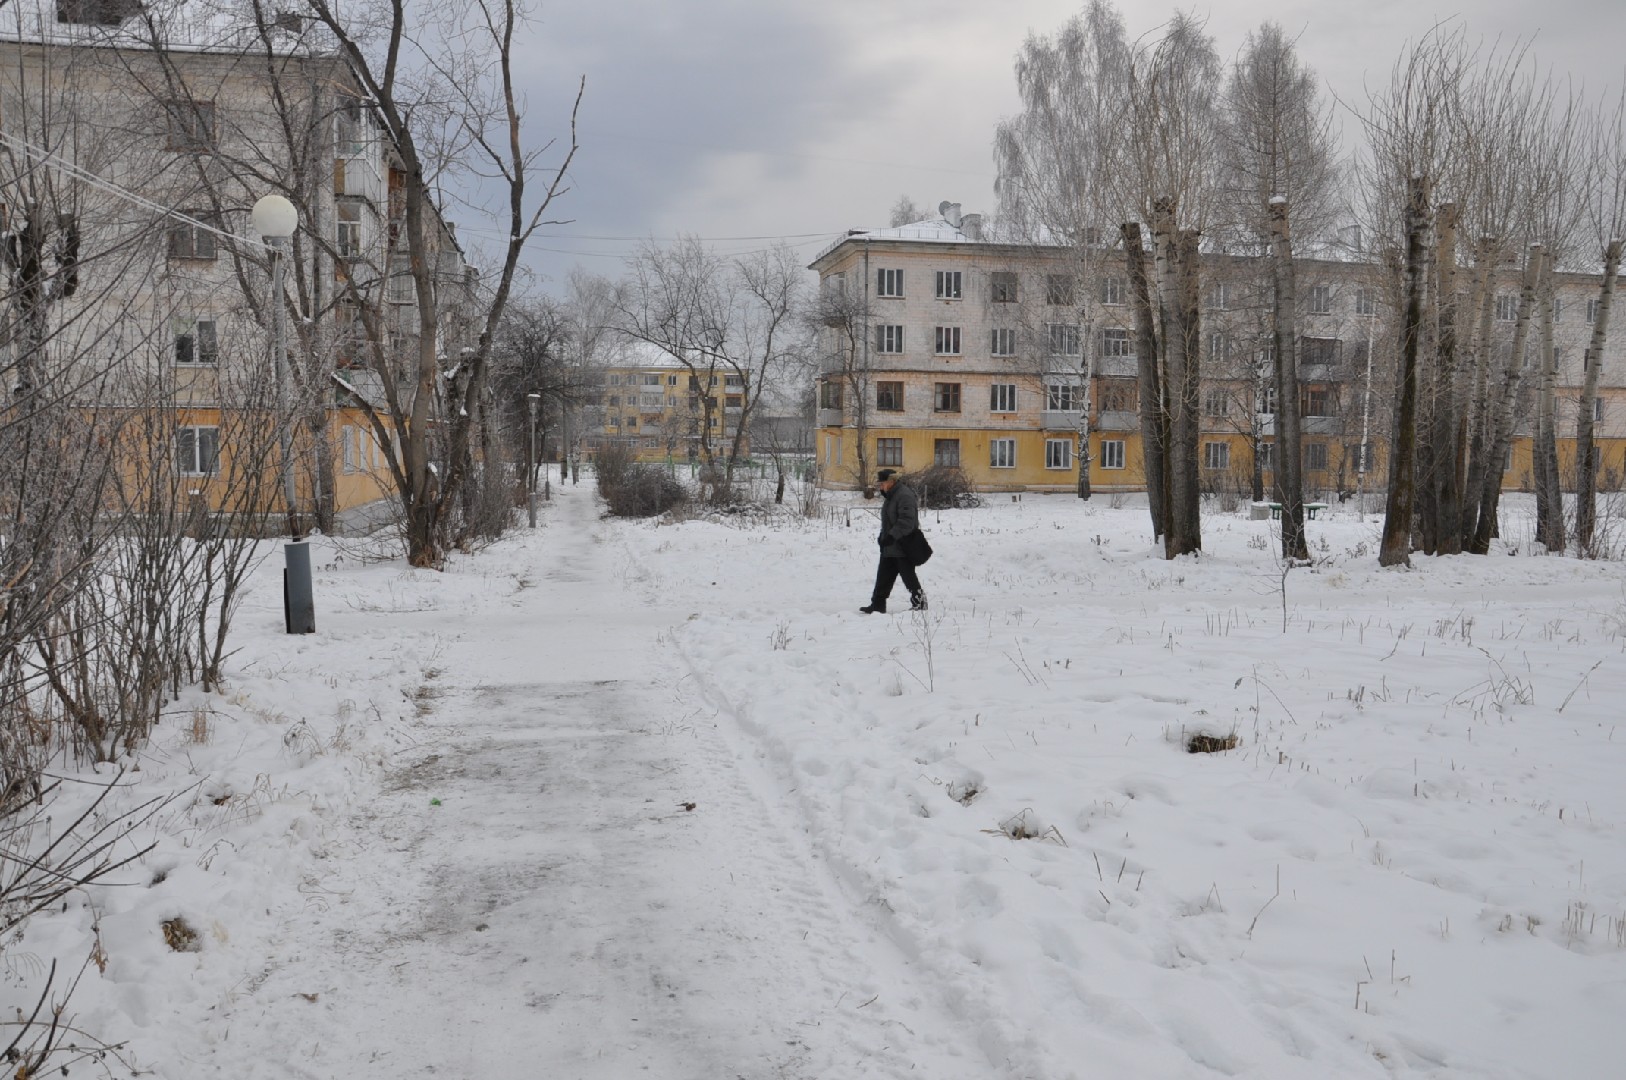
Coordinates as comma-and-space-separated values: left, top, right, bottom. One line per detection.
938, 201, 962, 228
961, 213, 983, 240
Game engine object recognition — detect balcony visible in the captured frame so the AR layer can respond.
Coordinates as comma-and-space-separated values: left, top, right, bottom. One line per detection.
1095, 356, 1138, 378
816, 408, 844, 428
1096, 410, 1140, 432
1303, 416, 1345, 435
1041, 409, 1083, 430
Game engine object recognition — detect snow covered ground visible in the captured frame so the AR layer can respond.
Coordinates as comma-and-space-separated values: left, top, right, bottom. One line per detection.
7, 476, 1626, 1079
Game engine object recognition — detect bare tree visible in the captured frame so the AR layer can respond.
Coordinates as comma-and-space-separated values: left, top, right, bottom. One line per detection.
616, 238, 807, 502
1577, 86, 1626, 551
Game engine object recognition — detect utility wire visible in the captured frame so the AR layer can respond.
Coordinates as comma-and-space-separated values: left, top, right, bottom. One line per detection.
0, 129, 274, 252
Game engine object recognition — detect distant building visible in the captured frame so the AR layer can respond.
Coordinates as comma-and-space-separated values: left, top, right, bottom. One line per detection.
810, 203, 1623, 496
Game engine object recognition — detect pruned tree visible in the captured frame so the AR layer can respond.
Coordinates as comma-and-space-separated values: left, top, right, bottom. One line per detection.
1577, 84, 1626, 552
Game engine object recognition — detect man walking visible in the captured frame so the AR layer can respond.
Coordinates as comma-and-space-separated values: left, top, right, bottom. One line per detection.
860, 469, 928, 614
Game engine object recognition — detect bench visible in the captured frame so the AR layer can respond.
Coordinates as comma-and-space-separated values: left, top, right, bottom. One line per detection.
1264, 501, 1328, 520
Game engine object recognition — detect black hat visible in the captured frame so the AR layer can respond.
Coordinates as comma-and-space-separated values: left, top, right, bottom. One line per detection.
876, 469, 897, 482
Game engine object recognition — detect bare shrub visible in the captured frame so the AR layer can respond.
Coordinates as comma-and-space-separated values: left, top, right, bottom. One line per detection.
604, 466, 689, 519
902, 465, 975, 509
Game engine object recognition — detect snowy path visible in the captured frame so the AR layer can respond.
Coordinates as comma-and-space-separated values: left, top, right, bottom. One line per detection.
199, 486, 986, 1078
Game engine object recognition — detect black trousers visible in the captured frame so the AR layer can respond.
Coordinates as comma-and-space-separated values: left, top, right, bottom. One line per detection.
870, 555, 923, 608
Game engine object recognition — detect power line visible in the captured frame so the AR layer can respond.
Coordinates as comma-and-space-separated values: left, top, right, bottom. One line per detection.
0, 130, 273, 251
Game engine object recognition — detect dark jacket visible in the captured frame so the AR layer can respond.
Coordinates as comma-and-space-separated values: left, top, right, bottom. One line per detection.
878, 482, 919, 558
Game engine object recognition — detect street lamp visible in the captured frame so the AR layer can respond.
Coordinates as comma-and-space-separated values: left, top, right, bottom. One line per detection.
251, 194, 313, 634
526, 391, 540, 527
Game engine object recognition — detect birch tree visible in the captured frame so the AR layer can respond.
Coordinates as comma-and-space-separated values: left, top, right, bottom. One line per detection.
1577, 86, 1626, 552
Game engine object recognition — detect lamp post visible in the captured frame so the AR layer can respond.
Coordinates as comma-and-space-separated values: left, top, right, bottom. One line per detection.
526, 391, 540, 527
250, 194, 313, 634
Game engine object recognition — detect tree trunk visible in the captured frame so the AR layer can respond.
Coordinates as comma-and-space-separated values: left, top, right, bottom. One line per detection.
1459, 237, 1499, 548
1380, 178, 1432, 567
1077, 339, 1093, 501
1430, 204, 1463, 554
1155, 199, 1202, 559
1268, 199, 1308, 560
1470, 244, 1543, 554
1533, 263, 1565, 552
1575, 239, 1621, 551
1122, 222, 1167, 541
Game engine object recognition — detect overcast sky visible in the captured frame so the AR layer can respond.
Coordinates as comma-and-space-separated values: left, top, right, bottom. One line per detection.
497, 0, 1626, 295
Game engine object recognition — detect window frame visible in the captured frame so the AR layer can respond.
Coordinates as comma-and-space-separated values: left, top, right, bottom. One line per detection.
1100, 439, 1126, 470
989, 438, 1017, 469
1047, 322, 1081, 357
1045, 438, 1073, 470
934, 326, 962, 356
174, 317, 219, 366
875, 381, 904, 412
1306, 284, 1333, 316
935, 270, 962, 300
876, 268, 904, 298
875, 324, 905, 354
989, 382, 1017, 413
1101, 327, 1133, 358
176, 424, 221, 476
1046, 274, 1075, 306
933, 438, 961, 467
990, 327, 1017, 356
933, 382, 962, 413
876, 437, 903, 467
990, 271, 1018, 304
1100, 275, 1126, 306
167, 212, 221, 260
1203, 441, 1231, 471
165, 98, 215, 153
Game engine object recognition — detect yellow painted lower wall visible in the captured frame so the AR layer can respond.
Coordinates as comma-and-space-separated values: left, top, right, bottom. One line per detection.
818, 425, 1626, 496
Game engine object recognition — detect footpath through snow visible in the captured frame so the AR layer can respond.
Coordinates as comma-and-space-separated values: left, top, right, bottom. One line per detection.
173, 484, 989, 1078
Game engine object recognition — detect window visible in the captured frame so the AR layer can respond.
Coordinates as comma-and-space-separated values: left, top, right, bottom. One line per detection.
1348, 340, 1371, 368
1302, 386, 1334, 416
991, 327, 1017, 356
1047, 323, 1080, 356
1355, 287, 1377, 316
1100, 275, 1126, 306
668, 375, 679, 385
819, 381, 843, 410
725, 395, 742, 409
934, 438, 961, 467
876, 438, 903, 467
1307, 285, 1332, 315
934, 382, 962, 413
935, 326, 962, 355
876, 324, 904, 353
1045, 438, 1073, 469
1257, 441, 1273, 470
822, 272, 847, 299
1203, 388, 1229, 417
337, 198, 363, 257
1304, 442, 1329, 471
876, 381, 904, 412
1207, 282, 1231, 310
1101, 327, 1133, 357
1594, 397, 1606, 423
1259, 385, 1277, 415
1348, 442, 1374, 472
626, 417, 638, 429
1099, 381, 1137, 412
876, 268, 904, 297
990, 382, 1017, 412
642, 373, 661, 386
174, 318, 218, 365
1495, 293, 1517, 321
606, 395, 619, 407
1046, 381, 1082, 411
1587, 298, 1600, 323
165, 99, 215, 152
1046, 274, 1074, 306
57, 0, 143, 26
990, 438, 1016, 468
335, 96, 368, 156
177, 425, 220, 476
168, 213, 220, 260
935, 271, 962, 300
1208, 332, 1231, 363
1101, 439, 1125, 470
1300, 337, 1341, 366
1203, 442, 1230, 470
342, 424, 370, 473
991, 271, 1018, 303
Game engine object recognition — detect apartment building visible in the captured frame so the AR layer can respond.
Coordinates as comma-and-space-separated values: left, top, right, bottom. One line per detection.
810, 204, 1624, 497
0, 6, 471, 530
582, 348, 751, 463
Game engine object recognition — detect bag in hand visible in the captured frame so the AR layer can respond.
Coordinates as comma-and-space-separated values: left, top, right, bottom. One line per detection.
900, 528, 933, 566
